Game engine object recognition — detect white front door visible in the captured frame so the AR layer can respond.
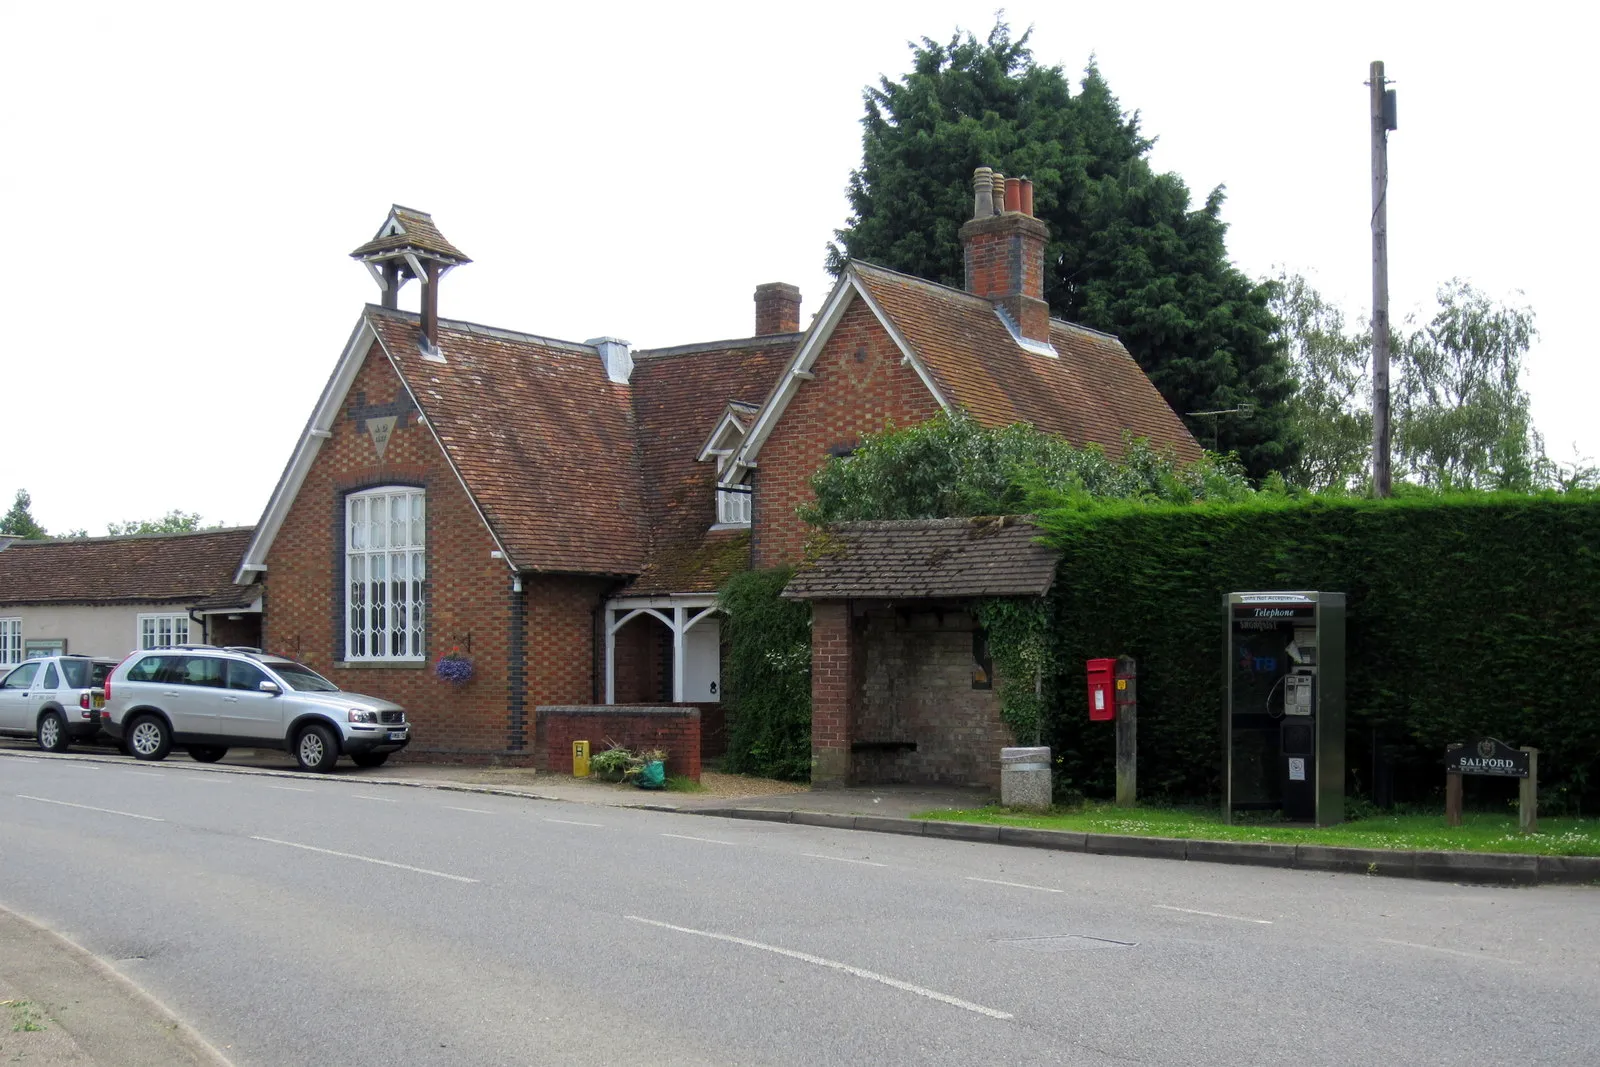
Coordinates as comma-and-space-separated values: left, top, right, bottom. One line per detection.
682, 618, 721, 703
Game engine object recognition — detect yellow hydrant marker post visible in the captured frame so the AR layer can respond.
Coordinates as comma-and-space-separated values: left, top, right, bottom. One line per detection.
572, 740, 590, 778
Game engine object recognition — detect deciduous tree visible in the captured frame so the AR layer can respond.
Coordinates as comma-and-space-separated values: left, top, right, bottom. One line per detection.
0, 490, 48, 539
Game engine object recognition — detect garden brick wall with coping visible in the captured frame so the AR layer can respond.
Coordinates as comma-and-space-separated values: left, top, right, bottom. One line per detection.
536, 705, 702, 781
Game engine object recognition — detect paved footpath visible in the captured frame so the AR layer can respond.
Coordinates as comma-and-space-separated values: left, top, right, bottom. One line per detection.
1, 742, 1595, 1065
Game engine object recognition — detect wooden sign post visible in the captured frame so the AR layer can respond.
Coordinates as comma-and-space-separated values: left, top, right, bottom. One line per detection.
1114, 656, 1137, 808
1444, 738, 1538, 833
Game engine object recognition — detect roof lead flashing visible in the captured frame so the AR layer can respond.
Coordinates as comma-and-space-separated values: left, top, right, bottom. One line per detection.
587, 337, 634, 384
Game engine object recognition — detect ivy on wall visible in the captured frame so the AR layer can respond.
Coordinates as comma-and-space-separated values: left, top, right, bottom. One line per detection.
718, 567, 813, 781
974, 597, 1053, 745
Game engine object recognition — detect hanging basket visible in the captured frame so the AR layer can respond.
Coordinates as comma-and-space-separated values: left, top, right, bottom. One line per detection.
434, 652, 474, 686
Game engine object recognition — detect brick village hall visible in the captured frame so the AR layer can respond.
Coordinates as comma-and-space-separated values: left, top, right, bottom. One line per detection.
229, 170, 1198, 785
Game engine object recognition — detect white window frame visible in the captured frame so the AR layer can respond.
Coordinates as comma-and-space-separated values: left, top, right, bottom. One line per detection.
0, 618, 21, 667
137, 613, 191, 650
345, 486, 426, 662
713, 456, 751, 527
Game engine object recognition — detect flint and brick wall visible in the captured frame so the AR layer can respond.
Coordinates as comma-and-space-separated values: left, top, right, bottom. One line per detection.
536, 705, 701, 781
853, 605, 1012, 788
751, 299, 941, 568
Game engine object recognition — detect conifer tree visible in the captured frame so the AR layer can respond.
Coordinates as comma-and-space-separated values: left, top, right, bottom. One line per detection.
830, 21, 1297, 478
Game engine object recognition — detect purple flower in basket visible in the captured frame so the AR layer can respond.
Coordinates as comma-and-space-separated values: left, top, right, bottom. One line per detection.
435, 648, 474, 685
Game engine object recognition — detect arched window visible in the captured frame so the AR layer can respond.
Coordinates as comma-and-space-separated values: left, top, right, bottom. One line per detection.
345, 486, 425, 660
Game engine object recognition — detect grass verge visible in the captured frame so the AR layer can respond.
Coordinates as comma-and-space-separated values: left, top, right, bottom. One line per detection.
913, 803, 1600, 856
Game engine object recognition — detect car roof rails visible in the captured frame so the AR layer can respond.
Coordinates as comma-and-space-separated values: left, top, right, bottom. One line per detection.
222, 646, 265, 654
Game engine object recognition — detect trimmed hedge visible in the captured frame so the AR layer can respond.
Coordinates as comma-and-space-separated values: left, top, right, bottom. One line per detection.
1034, 494, 1600, 810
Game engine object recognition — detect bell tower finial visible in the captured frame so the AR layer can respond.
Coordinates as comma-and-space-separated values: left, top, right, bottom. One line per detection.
349, 206, 471, 353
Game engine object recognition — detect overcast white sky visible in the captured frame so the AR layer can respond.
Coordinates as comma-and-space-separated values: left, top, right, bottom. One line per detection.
2, 2, 1593, 535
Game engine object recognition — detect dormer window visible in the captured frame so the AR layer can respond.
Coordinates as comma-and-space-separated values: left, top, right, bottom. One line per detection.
698, 400, 760, 530
717, 479, 752, 526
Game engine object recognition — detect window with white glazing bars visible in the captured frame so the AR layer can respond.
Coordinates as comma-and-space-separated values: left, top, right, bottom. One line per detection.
346, 487, 425, 660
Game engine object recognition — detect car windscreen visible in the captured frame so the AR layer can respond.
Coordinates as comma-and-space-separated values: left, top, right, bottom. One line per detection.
59, 660, 115, 688
267, 661, 341, 692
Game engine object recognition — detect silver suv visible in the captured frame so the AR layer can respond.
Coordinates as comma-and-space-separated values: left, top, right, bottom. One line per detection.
102, 646, 410, 772
0, 655, 119, 751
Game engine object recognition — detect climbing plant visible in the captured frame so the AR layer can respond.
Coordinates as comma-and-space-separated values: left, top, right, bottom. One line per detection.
718, 567, 813, 781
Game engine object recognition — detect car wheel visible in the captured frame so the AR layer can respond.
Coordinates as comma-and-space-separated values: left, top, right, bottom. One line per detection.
295, 724, 339, 773
127, 715, 172, 761
36, 712, 70, 753
187, 746, 228, 763
350, 752, 390, 768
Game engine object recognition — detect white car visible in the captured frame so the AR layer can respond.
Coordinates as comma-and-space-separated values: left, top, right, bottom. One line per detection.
0, 655, 119, 751
101, 645, 410, 772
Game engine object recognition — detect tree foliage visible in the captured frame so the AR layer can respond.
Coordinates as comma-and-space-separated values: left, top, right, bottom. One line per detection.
830, 20, 1296, 478
0, 490, 49, 539
1395, 280, 1540, 490
1276, 273, 1562, 493
106, 510, 209, 537
803, 412, 1253, 526
1271, 272, 1372, 492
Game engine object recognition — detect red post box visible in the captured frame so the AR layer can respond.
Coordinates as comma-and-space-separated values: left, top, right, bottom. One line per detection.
1086, 657, 1116, 721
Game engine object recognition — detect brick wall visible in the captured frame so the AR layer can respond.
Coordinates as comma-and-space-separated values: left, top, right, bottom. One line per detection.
611, 612, 669, 704
263, 340, 612, 760
536, 705, 701, 781
810, 600, 856, 784
206, 615, 261, 649
751, 298, 942, 568
853, 605, 1012, 788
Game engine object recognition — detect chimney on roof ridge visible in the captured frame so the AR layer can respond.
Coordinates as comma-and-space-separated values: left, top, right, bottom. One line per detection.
349, 206, 471, 356
754, 283, 802, 335
587, 337, 634, 384
960, 166, 1050, 343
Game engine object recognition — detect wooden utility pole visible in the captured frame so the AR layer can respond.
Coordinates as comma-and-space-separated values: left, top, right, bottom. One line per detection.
1370, 60, 1394, 497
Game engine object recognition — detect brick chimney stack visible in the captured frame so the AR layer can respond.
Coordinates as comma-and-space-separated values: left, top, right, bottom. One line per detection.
959, 167, 1050, 343
754, 283, 802, 335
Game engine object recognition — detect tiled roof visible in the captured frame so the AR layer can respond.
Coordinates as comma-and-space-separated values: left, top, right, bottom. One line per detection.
368, 308, 647, 575
850, 262, 1201, 463
0, 528, 255, 606
350, 206, 471, 264
192, 582, 263, 612
623, 336, 798, 594
782, 516, 1059, 600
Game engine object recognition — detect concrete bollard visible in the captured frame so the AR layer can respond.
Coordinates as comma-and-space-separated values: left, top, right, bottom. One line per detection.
1000, 746, 1052, 811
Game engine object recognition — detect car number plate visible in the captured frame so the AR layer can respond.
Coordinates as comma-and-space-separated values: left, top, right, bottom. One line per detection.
91, 693, 105, 709
387, 731, 406, 741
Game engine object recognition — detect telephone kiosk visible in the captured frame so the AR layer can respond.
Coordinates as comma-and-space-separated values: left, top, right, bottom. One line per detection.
1224, 591, 1345, 825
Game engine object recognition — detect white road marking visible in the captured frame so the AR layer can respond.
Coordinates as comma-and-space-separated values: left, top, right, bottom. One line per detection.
1154, 904, 1272, 925
250, 836, 478, 883
802, 853, 888, 867
1376, 938, 1510, 963
543, 818, 604, 828
626, 915, 1013, 1020
968, 876, 1063, 894
351, 794, 397, 803
17, 795, 164, 822
123, 771, 165, 778
445, 806, 494, 815
267, 785, 313, 793
660, 833, 736, 845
